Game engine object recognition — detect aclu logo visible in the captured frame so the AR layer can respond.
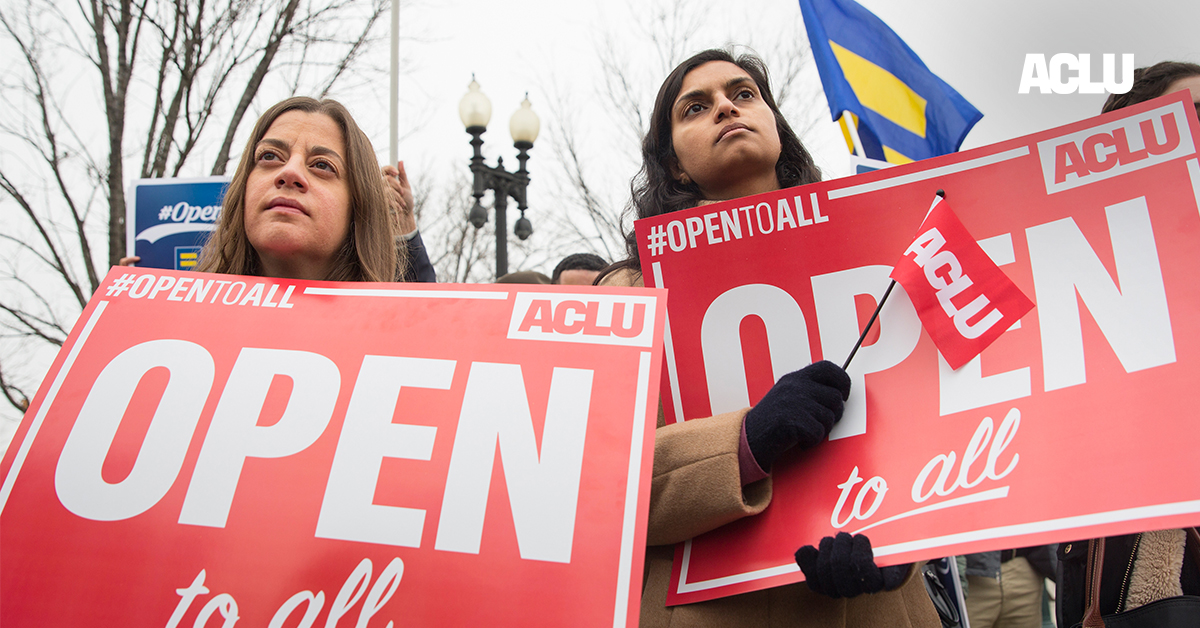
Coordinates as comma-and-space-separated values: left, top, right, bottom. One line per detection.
1019, 53, 1134, 95
1037, 100, 1195, 194
507, 292, 657, 348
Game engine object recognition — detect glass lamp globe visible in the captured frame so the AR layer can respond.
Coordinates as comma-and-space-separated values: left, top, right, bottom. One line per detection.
459, 78, 492, 130
509, 96, 540, 145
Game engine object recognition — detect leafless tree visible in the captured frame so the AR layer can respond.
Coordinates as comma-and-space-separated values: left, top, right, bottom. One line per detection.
0, 0, 392, 417
412, 167, 492, 284
412, 165, 548, 284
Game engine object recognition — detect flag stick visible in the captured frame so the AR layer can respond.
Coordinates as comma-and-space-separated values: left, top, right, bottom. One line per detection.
842, 190, 945, 370
842, 279, 895, 370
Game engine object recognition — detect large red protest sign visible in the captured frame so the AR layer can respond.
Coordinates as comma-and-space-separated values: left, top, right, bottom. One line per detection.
0, 270, 665, 626
633, 91, 1200, 605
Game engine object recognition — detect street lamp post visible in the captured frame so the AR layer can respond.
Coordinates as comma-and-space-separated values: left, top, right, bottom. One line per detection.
459, 77, 540, 279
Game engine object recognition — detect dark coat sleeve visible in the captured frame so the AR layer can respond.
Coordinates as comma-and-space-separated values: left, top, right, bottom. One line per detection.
401, 231, 436, 283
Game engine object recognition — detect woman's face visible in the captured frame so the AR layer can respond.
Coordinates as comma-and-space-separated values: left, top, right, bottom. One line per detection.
1166, 75, 1200, 117
670, 61, 782, 201
244, 110, 351, 280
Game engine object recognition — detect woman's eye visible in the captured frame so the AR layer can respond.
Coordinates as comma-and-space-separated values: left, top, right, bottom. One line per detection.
312, 159, 335, 173
685, 102, 705, 116
257, 150, 280, 163
736, 89, 755, 100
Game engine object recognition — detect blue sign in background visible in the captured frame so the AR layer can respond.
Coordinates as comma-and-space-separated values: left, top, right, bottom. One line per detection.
126, 177, 229, 270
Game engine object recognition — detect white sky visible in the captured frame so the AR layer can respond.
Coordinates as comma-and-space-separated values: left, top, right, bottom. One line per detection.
374, 0, 1199, 182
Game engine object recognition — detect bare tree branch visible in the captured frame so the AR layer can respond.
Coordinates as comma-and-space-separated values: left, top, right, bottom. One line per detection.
209, 0, 301, 176
0, 172, 88, 309
315, 0, 388, 99
0, 359, 31, 414
0, 300, 67, 347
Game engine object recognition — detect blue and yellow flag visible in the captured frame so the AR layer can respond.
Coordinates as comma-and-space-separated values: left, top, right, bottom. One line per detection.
799, 0, 981, 166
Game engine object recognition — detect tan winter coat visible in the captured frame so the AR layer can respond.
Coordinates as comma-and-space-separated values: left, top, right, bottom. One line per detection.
604, 267, 939, 628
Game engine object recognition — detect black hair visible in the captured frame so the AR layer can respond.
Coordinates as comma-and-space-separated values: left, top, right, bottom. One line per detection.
551, 253, 608, 283
1102, 61, 1200, 113
613, 48, 821, 275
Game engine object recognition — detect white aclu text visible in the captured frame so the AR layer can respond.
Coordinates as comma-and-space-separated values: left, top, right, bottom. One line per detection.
1019, 53, 1133, 95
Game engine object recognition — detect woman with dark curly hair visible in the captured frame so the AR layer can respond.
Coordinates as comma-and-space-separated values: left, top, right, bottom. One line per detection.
601, 48, 939, 628
610, 49, 821, 276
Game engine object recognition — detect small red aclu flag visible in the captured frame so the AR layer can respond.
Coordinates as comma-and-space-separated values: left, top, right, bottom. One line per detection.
889, 195, 1035, 369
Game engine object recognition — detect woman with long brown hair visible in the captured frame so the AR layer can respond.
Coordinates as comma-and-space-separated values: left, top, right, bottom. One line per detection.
601, 49, 938, 627
198, 97, 404, 282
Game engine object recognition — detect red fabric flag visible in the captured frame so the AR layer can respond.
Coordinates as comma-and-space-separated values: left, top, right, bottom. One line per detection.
889, 196, 1035, 369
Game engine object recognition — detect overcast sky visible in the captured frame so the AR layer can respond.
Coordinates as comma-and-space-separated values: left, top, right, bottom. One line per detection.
374, 0, 1199, 182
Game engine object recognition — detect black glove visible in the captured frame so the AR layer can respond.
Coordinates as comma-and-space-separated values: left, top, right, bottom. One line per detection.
744, 360, 850, 471
795, 532, 909, 598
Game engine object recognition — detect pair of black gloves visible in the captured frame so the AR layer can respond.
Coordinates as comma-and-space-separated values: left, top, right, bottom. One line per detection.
743, 360, 908, 598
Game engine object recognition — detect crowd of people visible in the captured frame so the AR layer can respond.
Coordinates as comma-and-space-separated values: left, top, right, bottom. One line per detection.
119, 50, 1200, 627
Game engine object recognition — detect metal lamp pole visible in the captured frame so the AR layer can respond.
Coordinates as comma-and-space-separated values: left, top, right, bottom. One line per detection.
459, 78, 539, 279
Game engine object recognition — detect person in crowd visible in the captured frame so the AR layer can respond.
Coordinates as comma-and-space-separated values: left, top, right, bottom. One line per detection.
550, 252, 607, 285
196, 96, 398, 282
598, 48, 939, 627
495, 270, 551, 284
1102, 60, 1200, 116
382, 160, 437, 282
962, 546, 1056, 628
1057, 60, 1200, 628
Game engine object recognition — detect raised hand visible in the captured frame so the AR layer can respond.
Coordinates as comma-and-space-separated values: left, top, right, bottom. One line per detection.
382, 160, 416, 235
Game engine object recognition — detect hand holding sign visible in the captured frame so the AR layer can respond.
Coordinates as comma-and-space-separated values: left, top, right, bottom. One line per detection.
795, 532, 908, 598
744, 360, 851, 471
